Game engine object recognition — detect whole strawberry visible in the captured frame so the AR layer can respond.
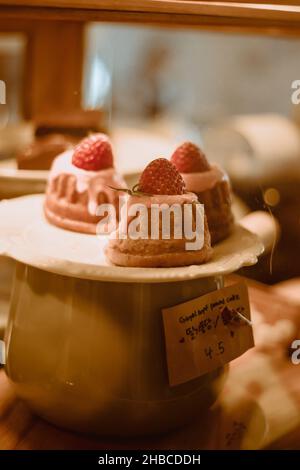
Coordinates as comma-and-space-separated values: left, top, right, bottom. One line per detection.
72, 134, 114, 171
138, 158, 185, 195
171, 142, 210, 173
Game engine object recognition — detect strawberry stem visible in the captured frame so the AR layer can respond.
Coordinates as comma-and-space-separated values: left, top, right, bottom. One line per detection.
106, 184, 153, 197
105, 185, 133, 195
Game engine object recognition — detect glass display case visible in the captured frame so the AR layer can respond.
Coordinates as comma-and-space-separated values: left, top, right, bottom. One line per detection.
1, 0, 300, 453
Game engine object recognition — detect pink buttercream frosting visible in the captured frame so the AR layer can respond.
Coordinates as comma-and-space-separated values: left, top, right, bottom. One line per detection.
48, 149, 127, 216
127, 192, 198, 209
181, 164, 226, 193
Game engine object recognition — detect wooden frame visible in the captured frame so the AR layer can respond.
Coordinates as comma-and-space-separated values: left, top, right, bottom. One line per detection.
0, 20, 84, 119
0, 2, 300, 36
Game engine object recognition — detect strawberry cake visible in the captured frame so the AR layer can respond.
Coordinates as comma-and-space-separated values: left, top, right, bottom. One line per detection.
44, 134, 127, 234
106, 158, 212, 267
171, 142, 233, 244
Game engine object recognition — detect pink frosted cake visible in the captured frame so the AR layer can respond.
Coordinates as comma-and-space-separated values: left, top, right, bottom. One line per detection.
106, 158, 212, 267
171, 142, 233, 244
44, 134, 127, 234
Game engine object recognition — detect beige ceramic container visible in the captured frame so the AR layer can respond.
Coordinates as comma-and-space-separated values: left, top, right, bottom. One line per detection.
5, 263, 226, 436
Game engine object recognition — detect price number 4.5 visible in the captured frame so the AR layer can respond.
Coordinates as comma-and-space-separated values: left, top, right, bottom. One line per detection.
204, 341, 225, 360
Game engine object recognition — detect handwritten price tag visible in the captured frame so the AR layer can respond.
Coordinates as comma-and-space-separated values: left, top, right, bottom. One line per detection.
162, 282, 254, 386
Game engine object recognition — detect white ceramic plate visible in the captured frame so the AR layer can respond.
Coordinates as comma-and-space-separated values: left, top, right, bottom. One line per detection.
0, 195, 263, 283
0, 159, 48, 198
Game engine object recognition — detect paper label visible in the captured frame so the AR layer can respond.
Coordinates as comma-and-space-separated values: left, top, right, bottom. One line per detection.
162, 282, 254, 386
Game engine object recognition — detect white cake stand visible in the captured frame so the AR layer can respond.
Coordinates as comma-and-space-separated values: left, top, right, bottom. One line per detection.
0, 194, 263, 282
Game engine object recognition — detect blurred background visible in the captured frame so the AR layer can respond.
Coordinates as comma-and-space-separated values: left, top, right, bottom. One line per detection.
86, 24, 300, 122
